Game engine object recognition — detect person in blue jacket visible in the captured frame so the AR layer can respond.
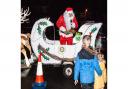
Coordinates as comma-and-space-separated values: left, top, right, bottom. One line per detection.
74, 35, 102, 89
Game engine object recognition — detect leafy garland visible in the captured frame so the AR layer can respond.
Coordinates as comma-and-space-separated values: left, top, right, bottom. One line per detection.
90, 27, 97, 35
38, 47, 50, 61
37, 25, 41, 35
37, 21, 48, 35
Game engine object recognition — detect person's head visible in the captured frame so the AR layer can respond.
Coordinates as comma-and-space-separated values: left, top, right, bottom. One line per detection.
63, 7, 75, 20
82, 35, 91, 47
97, 53, 104, 61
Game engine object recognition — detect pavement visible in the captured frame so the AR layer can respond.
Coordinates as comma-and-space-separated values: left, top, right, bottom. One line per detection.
21, 63, 107, 89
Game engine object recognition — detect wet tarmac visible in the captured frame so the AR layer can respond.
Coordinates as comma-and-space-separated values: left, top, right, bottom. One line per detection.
21, 63, 107, 89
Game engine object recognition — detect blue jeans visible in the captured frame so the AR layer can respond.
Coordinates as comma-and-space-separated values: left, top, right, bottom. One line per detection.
81, 83, 94, 89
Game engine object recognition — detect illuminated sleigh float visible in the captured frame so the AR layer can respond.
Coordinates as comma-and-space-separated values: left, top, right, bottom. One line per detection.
31, 18, 102, 77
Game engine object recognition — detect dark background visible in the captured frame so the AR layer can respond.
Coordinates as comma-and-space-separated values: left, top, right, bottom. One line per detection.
21, 0, 107, 36
21, 0, 107, 89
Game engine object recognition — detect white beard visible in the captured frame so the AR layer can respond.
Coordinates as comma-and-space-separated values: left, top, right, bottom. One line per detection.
63, 11, 74, 31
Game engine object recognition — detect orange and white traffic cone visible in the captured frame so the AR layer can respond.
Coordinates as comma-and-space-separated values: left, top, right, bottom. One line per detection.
32, 52, 46, 89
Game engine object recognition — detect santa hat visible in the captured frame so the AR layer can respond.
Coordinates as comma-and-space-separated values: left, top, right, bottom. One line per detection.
65, 7, 73, 12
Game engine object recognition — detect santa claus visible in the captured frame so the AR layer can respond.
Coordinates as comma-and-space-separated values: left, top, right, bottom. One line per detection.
56, 7, 78, 45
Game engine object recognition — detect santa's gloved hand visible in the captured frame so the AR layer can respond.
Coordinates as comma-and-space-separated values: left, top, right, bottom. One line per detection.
60, 26, 66, 31
67, 33, 73, 37
71, 23, 75, 28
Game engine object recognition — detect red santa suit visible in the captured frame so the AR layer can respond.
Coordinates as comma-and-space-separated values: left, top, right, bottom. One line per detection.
56, 7, 78, 45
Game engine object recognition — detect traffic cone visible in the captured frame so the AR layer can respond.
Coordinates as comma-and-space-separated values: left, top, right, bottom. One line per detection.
32, 52, 46, 89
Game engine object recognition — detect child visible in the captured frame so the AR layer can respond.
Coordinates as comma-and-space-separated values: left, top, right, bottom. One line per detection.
74, 35, 102, 89
94, 53, 107, 89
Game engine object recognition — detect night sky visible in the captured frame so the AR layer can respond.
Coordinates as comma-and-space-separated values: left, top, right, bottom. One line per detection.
21, 0, 107, 33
